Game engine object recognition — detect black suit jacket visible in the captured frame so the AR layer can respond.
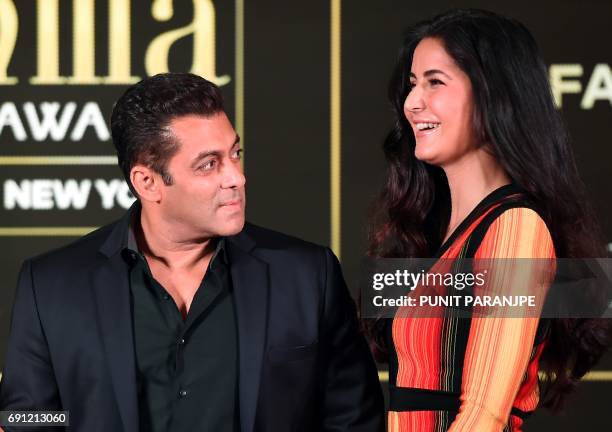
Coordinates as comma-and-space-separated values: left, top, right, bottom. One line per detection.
0, 209, 384, 432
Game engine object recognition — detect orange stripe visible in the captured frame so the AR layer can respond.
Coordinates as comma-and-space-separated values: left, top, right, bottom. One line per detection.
391, 205, 555, 431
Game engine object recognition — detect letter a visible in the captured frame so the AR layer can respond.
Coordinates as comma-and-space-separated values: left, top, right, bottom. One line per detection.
145, 0, 230, 86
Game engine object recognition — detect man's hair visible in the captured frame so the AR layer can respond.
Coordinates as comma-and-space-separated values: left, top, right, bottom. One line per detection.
110, 73, 225, 195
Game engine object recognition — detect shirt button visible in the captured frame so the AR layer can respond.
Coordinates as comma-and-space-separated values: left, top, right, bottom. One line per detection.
163, 293, 170, 300
179, 338, 186, 345
178, 389, 188, 398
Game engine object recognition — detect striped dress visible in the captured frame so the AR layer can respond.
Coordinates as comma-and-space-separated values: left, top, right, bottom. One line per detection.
388, 184, 556, 432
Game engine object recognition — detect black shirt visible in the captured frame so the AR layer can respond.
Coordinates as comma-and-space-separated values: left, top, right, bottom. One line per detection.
123, 227, 239, 432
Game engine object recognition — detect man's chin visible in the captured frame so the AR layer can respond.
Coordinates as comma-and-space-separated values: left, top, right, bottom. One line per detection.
217, 217, 246, 237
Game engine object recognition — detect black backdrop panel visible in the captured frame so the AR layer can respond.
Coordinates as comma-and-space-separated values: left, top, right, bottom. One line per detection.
0, 1, 610, 430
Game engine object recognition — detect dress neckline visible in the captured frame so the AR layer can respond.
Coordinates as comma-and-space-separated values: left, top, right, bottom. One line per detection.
434, 183, 523, 258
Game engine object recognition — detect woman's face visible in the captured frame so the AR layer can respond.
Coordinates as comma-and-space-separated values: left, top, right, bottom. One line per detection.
403, 37, 480, 167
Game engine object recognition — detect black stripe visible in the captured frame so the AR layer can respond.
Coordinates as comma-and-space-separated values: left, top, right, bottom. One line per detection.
435, 184, 524, 258
460, 196, 537, 258
458, 196, 551, 345
389, 386, 533, 421
389, 385, 460, 412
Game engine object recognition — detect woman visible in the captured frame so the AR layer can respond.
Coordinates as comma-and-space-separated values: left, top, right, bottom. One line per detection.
367, 9, 611, 431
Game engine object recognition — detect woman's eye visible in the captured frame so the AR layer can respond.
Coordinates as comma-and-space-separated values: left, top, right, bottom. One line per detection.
429, 78, 444, 86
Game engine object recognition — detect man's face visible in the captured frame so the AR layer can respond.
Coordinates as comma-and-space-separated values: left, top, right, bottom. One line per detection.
158, 113, 246, 239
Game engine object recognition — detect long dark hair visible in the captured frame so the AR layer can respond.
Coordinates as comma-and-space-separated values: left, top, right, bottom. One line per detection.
367, 8, 611, 411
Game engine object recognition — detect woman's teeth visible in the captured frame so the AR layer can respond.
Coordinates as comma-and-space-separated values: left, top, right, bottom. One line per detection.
416, 122, 440, 131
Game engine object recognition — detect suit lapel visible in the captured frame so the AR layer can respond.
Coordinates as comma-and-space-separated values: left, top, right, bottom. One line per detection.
90, 209, 139, 432
227, 231, 269, 432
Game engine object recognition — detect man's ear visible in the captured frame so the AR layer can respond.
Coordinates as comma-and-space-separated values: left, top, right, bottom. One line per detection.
130, 164, 162, 202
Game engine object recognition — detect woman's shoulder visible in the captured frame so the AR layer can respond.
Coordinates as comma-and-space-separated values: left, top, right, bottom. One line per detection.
474, 206, 555, 259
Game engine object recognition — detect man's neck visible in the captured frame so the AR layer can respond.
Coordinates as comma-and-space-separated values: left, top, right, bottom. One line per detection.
136, 208, 216, 272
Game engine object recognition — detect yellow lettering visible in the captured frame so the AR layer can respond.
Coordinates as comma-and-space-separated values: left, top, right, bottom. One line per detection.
549, 64, 582, 108
32, 0, 139, 85
68, 0, 102, 84
31, 0, 66, 84
145, 0, 230, 86
104, 0, 139, 84
0, 0, 18, 85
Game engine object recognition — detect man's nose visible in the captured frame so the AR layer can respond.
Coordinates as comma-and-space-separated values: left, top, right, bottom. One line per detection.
221, 160, 246, 189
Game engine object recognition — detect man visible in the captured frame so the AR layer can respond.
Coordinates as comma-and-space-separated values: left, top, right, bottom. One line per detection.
0, 73, 383, 431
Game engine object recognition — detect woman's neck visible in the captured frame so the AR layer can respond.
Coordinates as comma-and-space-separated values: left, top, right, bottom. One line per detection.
442, 149, 511, 243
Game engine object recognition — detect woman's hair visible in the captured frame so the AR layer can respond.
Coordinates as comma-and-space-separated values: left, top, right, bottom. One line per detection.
367, 8, 611, 411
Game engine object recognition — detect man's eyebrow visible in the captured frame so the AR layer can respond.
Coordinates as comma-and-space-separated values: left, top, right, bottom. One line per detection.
409, 69, 453, 80
191, 150, 221, 168
190, 134, 242, 168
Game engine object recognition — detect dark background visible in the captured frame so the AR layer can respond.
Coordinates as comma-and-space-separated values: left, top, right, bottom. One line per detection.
0, 1, 610, 429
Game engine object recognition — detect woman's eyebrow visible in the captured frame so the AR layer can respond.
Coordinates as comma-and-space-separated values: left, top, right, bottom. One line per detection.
410, 69, 453, 80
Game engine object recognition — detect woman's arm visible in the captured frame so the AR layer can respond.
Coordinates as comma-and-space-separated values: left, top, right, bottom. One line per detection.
448, 207, 555, 431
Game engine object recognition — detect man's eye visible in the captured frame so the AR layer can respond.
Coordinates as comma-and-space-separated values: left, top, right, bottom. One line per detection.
232, 148, 243, 160
408, 82, 416, 90
199, 160, 216, 171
